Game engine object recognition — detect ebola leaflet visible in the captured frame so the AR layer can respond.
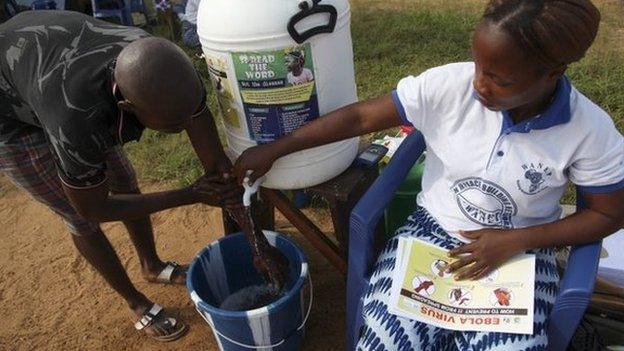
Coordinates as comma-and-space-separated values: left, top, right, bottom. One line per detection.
388, 237, 535, 334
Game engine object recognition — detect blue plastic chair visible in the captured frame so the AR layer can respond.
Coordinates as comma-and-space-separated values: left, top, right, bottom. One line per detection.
91, 0, 133, 25
347, 130, 602, 351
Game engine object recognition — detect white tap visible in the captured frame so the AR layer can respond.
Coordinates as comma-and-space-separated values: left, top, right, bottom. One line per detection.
242, 170, 265, 207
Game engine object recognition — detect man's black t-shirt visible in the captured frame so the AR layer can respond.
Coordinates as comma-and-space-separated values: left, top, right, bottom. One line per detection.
0, 11, 150, 187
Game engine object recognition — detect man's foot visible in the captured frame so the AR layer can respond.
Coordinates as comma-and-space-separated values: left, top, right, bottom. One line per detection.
143, 261, 188, 285
134, 303, 188, 342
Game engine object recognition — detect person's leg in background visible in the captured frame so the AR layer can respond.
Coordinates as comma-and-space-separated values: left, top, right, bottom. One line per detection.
1, 0, 18, 22
104, 146, 186, 284
181, 20, 200, 48
0, 131, 186, 339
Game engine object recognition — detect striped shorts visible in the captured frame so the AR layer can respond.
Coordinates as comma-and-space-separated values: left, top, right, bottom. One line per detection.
0, 131, 138, 236
356, 207, 559, 351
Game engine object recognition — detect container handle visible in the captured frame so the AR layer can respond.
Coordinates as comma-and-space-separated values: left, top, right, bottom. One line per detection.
287, 0, 337, 44
196, 274, 314, 349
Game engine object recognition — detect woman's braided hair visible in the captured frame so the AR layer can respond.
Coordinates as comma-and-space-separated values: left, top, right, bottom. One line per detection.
482, 0, 601, 70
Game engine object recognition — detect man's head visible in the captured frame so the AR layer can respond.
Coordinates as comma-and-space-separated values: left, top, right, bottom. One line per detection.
472, 0, 600, 112
285, 50, 305, 72
114, 37, 204, 133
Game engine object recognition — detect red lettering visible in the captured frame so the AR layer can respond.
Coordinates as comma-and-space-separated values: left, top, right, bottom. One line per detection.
475, 318, 483, 325
460, 318, 468, 324
492, 318, 500, 325
421, 306, 428, 314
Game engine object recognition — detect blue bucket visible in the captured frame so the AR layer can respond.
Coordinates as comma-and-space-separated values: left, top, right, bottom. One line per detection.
187, 231, 312, 350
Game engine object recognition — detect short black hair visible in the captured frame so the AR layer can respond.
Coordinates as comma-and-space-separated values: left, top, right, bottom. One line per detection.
482, 0, 600, 69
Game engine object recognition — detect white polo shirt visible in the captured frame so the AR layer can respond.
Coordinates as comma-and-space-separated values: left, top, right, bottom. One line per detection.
287, 68, 314, 85
392, 62, 624, 242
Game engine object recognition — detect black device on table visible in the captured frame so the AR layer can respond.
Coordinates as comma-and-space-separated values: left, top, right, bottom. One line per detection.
354, 144, 388, 168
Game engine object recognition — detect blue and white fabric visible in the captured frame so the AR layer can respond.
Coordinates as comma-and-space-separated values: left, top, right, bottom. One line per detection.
356, 207, 559, 351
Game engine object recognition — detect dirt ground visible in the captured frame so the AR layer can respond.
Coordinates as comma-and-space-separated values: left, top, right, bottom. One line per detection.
0, 175, 346, 350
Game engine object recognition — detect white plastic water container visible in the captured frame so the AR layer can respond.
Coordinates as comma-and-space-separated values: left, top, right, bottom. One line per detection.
197, 0, 359, 189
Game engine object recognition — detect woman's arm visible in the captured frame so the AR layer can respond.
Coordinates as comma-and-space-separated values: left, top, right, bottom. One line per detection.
448, 188, 624, 280
233, 93, 403, 182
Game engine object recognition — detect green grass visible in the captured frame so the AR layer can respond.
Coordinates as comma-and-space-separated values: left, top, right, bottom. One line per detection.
127, 1, 624, 205
352, 7, 476, 99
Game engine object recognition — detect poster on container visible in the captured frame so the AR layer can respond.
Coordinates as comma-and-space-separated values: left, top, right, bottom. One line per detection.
231, 43, 319, 144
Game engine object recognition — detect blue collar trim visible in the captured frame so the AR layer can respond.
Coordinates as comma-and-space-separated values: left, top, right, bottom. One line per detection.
501, 76, 572, 134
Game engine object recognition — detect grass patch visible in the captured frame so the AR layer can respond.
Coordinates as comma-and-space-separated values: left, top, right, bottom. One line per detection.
352, 7, 476, 99
125, 132, 203, 186
127, 0, 624, 205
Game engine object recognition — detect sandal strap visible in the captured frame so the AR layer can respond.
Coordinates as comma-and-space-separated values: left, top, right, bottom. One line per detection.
152, 317, 178, 335
156, 262, 180, 282
134, 304, 163, 331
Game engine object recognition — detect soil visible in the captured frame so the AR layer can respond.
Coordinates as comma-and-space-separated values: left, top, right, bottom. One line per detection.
0, 175, 345, 350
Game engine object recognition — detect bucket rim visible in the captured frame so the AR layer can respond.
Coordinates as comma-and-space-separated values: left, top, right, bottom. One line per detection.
186, 231, 309, 319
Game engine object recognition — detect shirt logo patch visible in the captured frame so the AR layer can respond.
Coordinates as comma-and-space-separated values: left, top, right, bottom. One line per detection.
517, 163, 552, 195
451, 177, 517, 228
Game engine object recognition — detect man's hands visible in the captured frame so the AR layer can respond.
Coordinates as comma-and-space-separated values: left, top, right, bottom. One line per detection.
188, 172, 243, 209
215, 152, 235, 178
447, 228, 525, 281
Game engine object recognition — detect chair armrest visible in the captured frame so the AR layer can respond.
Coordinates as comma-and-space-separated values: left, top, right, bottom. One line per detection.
548, 187, 601, 351
346, 131, 425, 350
349, 130, 426, 276
548, 240, 601, 351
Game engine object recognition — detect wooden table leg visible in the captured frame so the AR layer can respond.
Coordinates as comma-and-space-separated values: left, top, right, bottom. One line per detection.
262, 189, 347, 275
256, 194, 276, 231
327, 198, 351, 258
221, 210, 240, 235
328, 196, 385, 260
221, 196, 275, 235
306, 164, 382, 262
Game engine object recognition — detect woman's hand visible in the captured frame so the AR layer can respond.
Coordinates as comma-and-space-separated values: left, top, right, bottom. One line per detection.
447, 228, 525, 280
233, 145, 280, 184
232, 95, 404, 184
